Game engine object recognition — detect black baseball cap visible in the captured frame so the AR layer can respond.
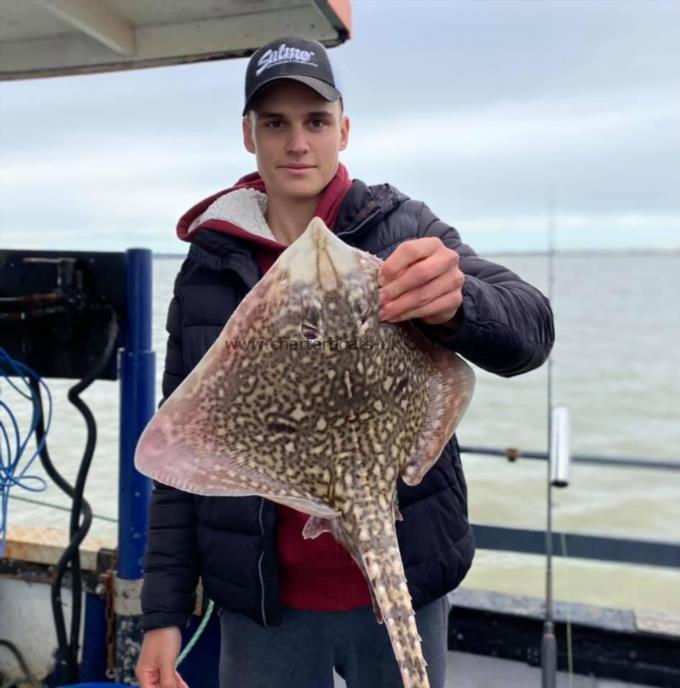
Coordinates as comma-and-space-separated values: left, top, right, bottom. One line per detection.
242, 36, 342, 116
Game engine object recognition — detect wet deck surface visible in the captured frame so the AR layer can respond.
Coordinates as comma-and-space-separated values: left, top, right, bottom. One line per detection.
332, 651, 649, 687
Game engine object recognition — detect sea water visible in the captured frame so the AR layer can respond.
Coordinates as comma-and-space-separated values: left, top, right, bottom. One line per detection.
4, 252, 680, 614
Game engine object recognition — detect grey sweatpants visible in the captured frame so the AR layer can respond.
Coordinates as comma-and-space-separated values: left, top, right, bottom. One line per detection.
218, 595, 450, 688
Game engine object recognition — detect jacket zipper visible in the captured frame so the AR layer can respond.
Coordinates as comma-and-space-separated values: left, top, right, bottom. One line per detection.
257, 497, 268, 626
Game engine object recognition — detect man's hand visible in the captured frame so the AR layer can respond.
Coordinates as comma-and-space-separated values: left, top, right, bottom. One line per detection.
377, 238, 464, 325
136, 626, 189, 688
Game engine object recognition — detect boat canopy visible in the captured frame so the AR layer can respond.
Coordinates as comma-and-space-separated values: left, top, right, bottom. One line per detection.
0, 0, 351, 81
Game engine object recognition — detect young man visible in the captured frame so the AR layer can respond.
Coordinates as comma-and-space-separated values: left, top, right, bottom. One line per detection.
136, 36, 554, 688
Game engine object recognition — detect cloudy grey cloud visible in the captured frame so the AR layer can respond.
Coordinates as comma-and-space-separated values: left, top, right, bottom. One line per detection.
0, 0, 678, 253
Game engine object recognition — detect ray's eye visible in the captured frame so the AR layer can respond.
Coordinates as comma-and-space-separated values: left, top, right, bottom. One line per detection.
353, 296, 372, 325
301, 323, 320, 341
301, 301, 322, 341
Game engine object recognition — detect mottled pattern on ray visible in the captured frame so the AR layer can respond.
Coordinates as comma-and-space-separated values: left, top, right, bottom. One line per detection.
135, 217, 475, 688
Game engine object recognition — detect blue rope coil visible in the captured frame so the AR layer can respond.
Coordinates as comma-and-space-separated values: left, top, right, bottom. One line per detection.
0, 348, 51, 556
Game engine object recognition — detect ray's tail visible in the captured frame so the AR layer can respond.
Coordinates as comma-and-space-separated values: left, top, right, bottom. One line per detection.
357, 527, 430, 688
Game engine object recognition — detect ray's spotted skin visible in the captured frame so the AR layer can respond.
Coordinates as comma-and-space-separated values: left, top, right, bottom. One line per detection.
135, 218, 475, 688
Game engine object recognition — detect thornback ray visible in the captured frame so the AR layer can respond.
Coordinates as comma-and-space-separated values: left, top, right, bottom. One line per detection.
135, 216, 475, 688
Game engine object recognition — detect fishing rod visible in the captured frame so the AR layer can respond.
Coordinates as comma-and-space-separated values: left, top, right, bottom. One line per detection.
541, 192, 571, 688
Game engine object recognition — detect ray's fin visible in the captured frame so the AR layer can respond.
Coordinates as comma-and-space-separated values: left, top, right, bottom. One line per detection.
302, 516, 333, 539
401, 346, 475, 487
393, 492, 403, 522
135, 415, 338, 519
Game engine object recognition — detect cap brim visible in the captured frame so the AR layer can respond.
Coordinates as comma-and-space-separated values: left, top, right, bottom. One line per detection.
242, 75, 341, 116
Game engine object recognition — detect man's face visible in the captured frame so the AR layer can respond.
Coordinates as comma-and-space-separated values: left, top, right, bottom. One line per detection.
242, 80, 349, 201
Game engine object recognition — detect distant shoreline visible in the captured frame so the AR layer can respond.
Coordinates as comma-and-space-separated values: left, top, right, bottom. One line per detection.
484, 248, 680, 258
152, 248, 680, 259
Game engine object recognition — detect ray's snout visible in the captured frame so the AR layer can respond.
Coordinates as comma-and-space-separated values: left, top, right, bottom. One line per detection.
277, 217, 360, 291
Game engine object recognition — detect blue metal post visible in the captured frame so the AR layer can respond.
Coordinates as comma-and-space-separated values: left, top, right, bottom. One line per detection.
80, 593, 108, 682
117, 248, 155, 682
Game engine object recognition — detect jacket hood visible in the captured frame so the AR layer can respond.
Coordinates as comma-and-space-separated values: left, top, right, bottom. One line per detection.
178, 172, 409, 283
177, 171, 279, 250
176, 164, 354, 250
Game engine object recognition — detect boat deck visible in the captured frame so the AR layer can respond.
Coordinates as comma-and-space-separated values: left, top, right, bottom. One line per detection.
0, 528, 670, 687
333, 652, 649, 687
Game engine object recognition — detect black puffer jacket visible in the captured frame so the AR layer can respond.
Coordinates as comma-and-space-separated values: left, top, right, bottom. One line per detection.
140, 179, 554, 631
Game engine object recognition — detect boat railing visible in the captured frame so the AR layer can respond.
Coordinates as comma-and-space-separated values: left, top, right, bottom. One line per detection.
459, 444, 680, 569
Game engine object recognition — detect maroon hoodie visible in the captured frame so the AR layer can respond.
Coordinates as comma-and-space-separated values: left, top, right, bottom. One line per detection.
176, 163, 373, 611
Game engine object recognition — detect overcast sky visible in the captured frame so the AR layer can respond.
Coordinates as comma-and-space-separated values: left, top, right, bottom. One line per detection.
1, 0, 678, 254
